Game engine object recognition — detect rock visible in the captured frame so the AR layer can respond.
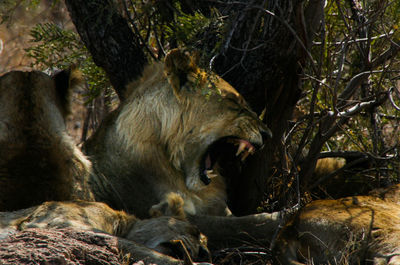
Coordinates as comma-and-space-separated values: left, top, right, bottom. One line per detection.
0, 228, 124, 264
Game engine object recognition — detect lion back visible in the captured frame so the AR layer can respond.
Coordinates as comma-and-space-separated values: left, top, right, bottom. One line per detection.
0, 69, 92, 211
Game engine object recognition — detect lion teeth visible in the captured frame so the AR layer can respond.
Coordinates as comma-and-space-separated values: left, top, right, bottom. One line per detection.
241, 151, 250, 161
206, 169, 217, 178
236, 142, 247, 156
249, 146, 255, 154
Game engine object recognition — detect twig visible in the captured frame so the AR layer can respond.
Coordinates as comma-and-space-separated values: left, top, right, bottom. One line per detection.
239, 0, 265, 66
318, 150, 368, 159
208, 1, 319, 75
121, 0, 157, 60
209, 53, 219, 71
377, 113, 400, 120
257, 6, 318, 75
228, 43, 266, 52
269, 207, 299, 251
313, 32, 395, 45
334, 42, 348, 106
389, 87, 400, 111
324, 92, 387, 141
152, 19, 166, 57
222, 9, 244, 54
371, 40, 400, 69
333, 99, 379, 117
338, 70, 390, 104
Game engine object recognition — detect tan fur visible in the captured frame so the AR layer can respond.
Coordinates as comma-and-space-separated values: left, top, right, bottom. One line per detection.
84, 49, 271, 218
275, 184, 400, 264
164, 49, 200, 100
314, 157, 346, 177
0, 70, 93, 211
150, 192, 187, 220
0, 201, 210, 263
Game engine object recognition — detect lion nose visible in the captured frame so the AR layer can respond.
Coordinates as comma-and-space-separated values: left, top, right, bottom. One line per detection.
260, 126, 272, 140
253, 125, 272, 149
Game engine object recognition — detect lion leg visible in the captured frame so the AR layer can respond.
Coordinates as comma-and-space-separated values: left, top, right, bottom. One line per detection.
150, 192, 283, 250
187, 211, 283, 250
117, 238, 191, 265
127, 215, 210, 263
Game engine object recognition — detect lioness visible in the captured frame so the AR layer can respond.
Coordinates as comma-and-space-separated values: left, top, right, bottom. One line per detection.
0, 69, 93, 211
84, 49, 272, 218
0, 200, 210, 264
274, 184, 400, 264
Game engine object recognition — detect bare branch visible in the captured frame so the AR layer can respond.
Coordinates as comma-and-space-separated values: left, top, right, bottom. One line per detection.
325, 92, 388, 140
389, 87, 400, 111
313, 31, 395, 45
120, 0, 157, 61
339, 70, 386, 104
257, 6, 318, 75
371, 40, 400, 69
332, 98, 384, 118
318, 150, 369, 159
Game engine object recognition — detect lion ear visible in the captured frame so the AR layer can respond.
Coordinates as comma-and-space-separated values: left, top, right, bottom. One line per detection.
53, 66, 84, 117
164, 49, 199, 98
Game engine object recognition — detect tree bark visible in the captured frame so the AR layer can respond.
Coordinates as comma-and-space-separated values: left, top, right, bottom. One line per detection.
64, 0, 148, 100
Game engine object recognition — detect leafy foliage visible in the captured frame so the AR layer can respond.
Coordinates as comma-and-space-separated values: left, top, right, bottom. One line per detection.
121, 0, 216, 61
25, 23, 110, 101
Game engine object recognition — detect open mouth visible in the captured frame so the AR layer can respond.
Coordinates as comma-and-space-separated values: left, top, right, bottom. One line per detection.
199, 137, 258, 185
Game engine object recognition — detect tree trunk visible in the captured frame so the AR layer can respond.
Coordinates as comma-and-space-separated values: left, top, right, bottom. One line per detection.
64, 0, 148, 100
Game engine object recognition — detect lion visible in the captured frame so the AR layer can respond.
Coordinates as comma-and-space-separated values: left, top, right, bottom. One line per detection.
0, 200, 210, 264
84, 49, 272, 218
274, 184, 400, 264
0, 69, 93, 211
0, 69, 210, 264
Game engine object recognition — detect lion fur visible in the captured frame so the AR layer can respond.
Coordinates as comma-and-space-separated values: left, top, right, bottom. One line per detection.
0, 70, 93, 211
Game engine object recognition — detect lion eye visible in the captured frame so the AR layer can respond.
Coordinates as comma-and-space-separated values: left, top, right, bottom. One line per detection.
227, 106, 240, 112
